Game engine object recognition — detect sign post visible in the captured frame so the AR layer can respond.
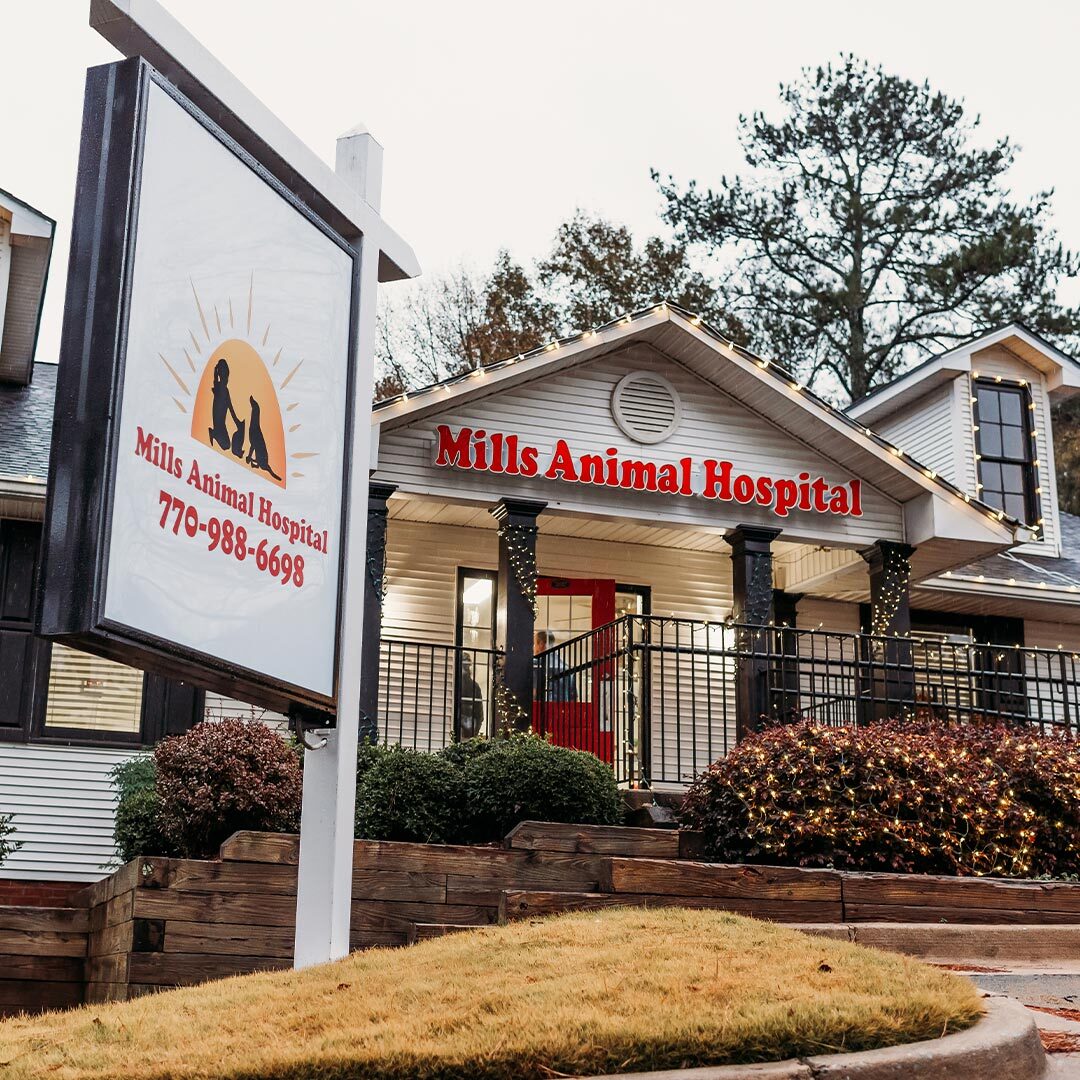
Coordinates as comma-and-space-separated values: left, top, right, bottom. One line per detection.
38, 0, 418, 968
293, 126, 384, 966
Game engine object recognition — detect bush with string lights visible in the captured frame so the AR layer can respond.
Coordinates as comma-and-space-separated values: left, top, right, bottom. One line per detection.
680, 718, 1080, 878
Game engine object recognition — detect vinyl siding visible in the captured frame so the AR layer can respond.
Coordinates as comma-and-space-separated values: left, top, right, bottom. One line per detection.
376, 347, 903, 547
874, 383, 958, 483
0, 743, 137, 881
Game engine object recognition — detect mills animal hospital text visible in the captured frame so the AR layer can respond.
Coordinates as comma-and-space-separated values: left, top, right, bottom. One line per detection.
433, 424, 863, 518
134, 426, 330, 554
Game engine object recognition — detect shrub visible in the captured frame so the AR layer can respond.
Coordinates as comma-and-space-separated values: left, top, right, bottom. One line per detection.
113, 788, 174, 863
155, 719, 303, 859
463, 734, 622, 842
109, 755, 157, 801
357, 737, 389, 784
354, 747, 465, 843
437, 736, 497, 770
0, 813, 20, 868
681, 718, 1080, 878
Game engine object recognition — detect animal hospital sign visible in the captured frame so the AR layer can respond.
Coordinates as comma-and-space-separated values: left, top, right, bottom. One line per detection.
434, 424, 864, 518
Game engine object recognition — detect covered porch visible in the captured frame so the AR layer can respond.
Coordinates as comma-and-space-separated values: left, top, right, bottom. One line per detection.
358, 488, 1080, 788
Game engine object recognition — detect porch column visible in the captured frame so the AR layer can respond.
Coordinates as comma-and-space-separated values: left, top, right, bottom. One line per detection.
358, 482, 396, 744
861, 540, 916, 719
725, 525, 781, 741
491, 497, 546, 732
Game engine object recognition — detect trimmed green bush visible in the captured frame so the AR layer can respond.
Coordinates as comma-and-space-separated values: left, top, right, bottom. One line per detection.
354, 747, 465, 843
113, 787, 174, 863
155, 719, 303, 859
681, 718, 1080, 878
462, 734, 621, 842
109, 755, 157, 801
357, 737, 389, 784
437, 736, 497, 770
109, 755, 175, 864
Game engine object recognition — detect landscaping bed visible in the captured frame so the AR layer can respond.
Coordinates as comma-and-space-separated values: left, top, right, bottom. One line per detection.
0, 907, 983, 1080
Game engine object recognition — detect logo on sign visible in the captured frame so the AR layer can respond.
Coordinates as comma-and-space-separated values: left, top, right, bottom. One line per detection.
157, 278, 316, 489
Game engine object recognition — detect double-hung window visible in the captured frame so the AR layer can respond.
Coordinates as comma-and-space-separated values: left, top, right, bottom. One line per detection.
974, 381, 1039, 526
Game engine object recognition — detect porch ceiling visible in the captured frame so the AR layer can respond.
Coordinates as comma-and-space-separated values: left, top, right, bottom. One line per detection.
386, 493, 745, 553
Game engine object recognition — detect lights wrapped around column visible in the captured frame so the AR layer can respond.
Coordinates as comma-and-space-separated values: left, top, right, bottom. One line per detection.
498, 519, 539, 615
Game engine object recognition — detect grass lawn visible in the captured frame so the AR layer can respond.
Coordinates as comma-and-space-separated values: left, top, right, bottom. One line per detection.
0, 908, 982, 1080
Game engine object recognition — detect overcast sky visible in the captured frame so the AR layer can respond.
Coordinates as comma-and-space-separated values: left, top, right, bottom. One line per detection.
5, 0, 1080, 364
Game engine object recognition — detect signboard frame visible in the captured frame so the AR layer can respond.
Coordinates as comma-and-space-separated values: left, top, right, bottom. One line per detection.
36, 55, 360, 719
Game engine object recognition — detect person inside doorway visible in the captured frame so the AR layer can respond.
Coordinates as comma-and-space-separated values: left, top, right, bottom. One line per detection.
534, 630, 577, 702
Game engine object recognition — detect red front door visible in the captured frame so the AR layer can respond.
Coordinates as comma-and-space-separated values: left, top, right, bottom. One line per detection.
532, 577, 617, 762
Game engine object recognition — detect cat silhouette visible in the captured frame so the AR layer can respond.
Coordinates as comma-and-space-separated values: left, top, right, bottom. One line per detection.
245, 395, 283, 481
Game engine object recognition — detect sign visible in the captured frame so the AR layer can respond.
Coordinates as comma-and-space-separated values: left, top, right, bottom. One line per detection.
433, 424, 863, 518
37, 57, 358, 716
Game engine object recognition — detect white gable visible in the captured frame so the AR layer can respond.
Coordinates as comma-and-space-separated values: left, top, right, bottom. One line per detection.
375, 344, 904, 548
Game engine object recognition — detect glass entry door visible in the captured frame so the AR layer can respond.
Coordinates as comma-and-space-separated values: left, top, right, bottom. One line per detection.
533, 577, 616, 760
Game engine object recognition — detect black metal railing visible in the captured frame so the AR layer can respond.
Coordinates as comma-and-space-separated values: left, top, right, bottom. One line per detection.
377, 639, 501, 751
534, 616, 1080, 787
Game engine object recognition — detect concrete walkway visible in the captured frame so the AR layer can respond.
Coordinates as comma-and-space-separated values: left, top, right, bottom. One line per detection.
962, 967, 1080, 1076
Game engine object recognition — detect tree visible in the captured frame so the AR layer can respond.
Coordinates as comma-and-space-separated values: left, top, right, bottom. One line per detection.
375, 255, 556, 398
537, 211, 733, 335
374, 213, 726, 398
655, 55, 1080, 401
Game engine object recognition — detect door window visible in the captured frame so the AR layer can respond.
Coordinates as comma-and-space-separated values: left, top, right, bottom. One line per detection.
456, 570, 496, 739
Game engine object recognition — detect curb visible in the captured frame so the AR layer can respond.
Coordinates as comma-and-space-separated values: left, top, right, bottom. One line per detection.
577, 995, 1046, 1079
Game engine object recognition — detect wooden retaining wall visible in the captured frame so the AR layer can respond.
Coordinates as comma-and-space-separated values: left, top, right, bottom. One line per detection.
0, 905, 87, 1016
5, 822, 1080, 1011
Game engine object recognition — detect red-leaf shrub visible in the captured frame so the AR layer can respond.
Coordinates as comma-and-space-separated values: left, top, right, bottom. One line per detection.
155, 720, 303, 859
680, 719, 1080, 877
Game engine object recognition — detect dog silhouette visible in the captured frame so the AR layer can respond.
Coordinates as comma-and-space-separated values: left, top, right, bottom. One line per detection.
245, 395, 283, 481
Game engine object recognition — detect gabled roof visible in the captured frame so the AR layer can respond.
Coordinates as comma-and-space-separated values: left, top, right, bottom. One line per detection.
373, 302, 1026, 549
848, 324, 1080, 427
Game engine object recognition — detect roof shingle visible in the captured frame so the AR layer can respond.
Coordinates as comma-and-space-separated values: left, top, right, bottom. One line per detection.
0, 363, 57, 480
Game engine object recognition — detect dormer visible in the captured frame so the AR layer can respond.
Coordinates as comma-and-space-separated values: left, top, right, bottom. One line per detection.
0, 188, 55, 387
848, 326, 1080, 558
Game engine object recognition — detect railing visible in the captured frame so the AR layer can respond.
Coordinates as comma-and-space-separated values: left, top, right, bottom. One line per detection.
377, 639, 501, 751
534, 616, 1080, 787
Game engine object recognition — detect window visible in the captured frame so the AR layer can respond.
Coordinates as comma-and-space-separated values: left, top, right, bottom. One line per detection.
974, 382, 1039, 525
43, 645, 144, 735
455, 569, 496, 740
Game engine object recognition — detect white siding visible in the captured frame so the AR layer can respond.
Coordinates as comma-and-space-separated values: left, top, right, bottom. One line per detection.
203, 693, 289, 735
797, 597, 861, 633
376, 347, 903, 547
874, 383, 959, 483
0, 743, 137, 881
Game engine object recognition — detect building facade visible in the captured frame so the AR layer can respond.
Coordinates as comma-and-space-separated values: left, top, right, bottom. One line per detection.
4, 288, 1080, 880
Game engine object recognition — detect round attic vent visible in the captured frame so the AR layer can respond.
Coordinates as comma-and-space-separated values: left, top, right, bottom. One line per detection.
611, 371, 682, 444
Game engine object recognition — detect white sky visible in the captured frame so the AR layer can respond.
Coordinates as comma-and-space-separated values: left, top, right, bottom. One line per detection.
5, 0, 1080, 364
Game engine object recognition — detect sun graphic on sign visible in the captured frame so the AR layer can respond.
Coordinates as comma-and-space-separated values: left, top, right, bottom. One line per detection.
157, 276, 319, 490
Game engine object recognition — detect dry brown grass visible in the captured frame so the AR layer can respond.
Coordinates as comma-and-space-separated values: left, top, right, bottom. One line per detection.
0, 908, 983, 1079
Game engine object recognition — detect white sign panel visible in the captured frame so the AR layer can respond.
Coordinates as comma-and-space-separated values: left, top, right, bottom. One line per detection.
103, 81, 353, 699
